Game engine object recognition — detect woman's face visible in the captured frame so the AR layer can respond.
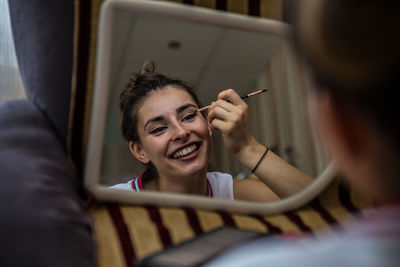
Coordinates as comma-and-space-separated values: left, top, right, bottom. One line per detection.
131, 86, 212, 179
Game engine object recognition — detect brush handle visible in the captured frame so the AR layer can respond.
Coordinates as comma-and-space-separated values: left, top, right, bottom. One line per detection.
197, 89, 268, 112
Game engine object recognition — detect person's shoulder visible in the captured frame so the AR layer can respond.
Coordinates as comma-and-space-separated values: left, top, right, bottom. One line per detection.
207, 231, 400, 267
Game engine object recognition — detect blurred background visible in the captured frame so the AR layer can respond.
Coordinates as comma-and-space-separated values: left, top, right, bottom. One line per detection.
0, 0, 25, 102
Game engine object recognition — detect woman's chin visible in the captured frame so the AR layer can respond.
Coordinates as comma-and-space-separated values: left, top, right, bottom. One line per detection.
166, 146, 210, 177
173, 160, 208, 177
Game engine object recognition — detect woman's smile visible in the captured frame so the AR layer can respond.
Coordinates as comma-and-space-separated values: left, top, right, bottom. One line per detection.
169, 142, 201, 159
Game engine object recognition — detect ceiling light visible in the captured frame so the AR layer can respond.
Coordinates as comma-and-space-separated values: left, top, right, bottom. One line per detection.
168, 40, 182, 50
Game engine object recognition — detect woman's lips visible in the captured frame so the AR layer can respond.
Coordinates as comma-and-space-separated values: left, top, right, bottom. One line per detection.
170, 142, 201, 159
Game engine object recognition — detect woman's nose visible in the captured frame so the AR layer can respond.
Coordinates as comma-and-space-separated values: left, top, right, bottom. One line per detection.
172, 122, 190, 141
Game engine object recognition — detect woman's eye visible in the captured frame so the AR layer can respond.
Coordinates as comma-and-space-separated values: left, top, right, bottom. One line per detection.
150, 126, 167, 135
182, 112, 196, 122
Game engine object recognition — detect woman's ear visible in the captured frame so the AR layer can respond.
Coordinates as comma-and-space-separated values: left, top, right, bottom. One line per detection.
129, 141, 150, 164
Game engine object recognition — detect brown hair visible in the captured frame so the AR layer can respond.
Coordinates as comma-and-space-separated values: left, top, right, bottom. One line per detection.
119, 61, 202, 143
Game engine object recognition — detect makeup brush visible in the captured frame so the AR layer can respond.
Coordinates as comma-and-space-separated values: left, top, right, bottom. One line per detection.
197, 89, 268, 112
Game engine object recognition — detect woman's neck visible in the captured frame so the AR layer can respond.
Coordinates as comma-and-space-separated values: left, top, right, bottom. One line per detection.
148, 169, 208, 195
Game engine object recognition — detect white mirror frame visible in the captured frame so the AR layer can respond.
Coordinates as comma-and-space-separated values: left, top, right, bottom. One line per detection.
84, 0, 337, 215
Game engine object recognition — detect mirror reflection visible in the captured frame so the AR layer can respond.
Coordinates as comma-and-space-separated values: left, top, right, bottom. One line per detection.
100, 10, 329, 202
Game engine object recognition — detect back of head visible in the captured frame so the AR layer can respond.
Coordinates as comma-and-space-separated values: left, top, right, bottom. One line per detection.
295, 0, 400, 147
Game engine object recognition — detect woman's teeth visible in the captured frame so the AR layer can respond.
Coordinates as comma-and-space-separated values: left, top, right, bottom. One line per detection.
172, 144, 198, 159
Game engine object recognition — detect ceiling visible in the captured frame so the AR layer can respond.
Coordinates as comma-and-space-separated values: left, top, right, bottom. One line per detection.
109, 11, 282, 105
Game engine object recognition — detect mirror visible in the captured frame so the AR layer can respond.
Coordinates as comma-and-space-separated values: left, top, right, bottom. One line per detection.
85, 0, 334, 214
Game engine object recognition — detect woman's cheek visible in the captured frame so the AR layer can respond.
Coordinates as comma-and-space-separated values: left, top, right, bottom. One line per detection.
197, 118, 210, 136
146, 136, 166, 155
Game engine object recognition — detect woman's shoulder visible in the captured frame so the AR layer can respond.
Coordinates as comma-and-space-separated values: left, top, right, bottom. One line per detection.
110, 179, 134, 191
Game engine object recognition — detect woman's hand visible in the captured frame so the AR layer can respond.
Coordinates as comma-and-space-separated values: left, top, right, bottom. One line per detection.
207, 89, 313, 198
207, 89, 256, 156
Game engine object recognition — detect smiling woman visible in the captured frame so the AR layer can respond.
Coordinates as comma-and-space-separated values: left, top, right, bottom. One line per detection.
111, 62, 312, 202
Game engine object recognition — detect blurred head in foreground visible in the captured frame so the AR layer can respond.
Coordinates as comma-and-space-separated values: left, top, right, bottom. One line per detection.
294, 0, 400, 204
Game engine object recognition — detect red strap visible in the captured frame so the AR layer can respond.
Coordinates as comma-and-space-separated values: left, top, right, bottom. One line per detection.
130, 172, 145, 191
138, 173, 144, 190
130, 179, 136, 191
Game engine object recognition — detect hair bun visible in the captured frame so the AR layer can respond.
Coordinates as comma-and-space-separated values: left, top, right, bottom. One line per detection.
139, 61, 155, 76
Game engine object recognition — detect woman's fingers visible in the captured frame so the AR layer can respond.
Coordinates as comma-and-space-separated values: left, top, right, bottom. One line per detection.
209, 117, 232, 133
217, 89, 244, 106
207, 89, 255, 155
208, 105, 229, 122
209, 99, 235, 116
208, 102, 246, 133
207, 90, 249, 127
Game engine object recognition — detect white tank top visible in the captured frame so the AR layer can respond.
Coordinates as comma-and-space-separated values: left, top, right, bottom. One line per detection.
206, 172, 234, 200
110, 172, 234, 200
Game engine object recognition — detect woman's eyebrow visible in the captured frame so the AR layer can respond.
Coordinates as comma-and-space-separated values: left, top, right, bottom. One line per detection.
144, 115, 164, 131
176, 104, 197, 114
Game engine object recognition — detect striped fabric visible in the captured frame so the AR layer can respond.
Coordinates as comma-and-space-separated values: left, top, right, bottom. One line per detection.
89, 178, 374, 266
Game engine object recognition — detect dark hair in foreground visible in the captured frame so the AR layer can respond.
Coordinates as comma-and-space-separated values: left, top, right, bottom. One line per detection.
120, 61, 201, 143
293, 0, 400, 148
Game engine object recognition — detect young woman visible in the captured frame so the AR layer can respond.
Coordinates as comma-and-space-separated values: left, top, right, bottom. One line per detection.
112, 62, 313, 201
